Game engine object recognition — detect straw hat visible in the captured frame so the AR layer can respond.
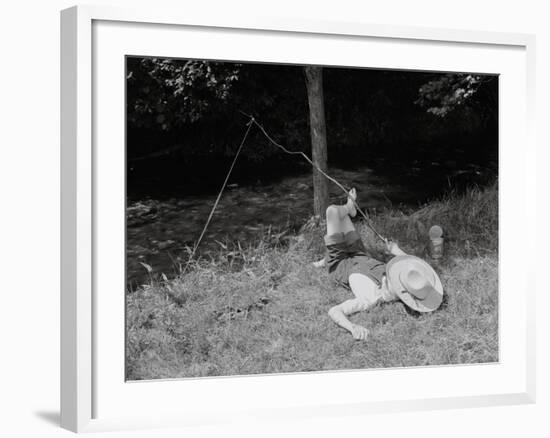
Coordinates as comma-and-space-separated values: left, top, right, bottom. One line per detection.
386, 255, 443, 312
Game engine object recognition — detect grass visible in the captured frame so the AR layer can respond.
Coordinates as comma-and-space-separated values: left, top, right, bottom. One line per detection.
126, 183, 498, 380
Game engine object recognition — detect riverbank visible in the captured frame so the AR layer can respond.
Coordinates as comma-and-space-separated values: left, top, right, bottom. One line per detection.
126, 166, 425, 288
126, 183, 498, 380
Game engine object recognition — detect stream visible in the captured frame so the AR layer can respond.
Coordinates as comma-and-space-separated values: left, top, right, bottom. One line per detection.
125, 166, 428, 289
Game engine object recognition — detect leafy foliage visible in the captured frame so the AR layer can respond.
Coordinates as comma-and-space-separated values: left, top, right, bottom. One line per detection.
415, 73, 496, 118
127, 57, 241, 130
126, 58, 498, 195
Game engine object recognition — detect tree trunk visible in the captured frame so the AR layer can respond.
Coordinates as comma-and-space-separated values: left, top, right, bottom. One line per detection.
304, 66, 329, 218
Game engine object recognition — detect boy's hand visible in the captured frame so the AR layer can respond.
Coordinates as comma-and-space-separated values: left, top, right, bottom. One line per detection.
351, 324, 369, 341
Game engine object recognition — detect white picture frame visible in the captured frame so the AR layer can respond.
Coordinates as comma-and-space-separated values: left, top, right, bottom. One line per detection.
60, 4, 536, 433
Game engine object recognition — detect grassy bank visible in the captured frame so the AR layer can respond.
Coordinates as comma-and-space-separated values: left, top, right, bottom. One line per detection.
126, 184, 498, 380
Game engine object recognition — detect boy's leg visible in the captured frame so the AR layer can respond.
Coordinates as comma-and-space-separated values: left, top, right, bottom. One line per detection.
326, 205, 355, 235
325, 187, 357, 236
313, 204, 350, 267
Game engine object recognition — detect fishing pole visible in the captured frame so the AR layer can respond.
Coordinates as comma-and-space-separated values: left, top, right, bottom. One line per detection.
184, 113, 388, 275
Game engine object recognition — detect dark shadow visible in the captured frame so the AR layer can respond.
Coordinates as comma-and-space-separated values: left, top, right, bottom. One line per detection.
34, 410, 60, 427
402, 303, 422, 318
438, 290, 450, 311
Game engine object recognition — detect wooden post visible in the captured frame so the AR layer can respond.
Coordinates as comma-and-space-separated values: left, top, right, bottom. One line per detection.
304, 66, 329, 218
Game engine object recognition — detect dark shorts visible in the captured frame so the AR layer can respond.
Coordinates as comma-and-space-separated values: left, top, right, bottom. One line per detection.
325, 230, 386, 288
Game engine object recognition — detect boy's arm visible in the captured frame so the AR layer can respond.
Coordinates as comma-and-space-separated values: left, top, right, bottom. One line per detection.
328, 299, 374, 340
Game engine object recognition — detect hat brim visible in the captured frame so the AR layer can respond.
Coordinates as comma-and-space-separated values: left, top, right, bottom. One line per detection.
386, 255, 443, 312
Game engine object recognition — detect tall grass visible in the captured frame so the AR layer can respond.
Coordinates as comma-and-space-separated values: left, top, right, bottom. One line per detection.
126, 184, 498, 380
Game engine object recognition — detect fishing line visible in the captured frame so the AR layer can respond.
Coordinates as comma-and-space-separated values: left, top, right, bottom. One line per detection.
181, 118, 254, 274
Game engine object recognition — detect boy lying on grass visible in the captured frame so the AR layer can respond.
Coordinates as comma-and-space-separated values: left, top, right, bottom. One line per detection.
313, 188, 443, 341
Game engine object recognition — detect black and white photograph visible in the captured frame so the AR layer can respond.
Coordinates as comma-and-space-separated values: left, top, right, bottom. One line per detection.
125, 57, 498, 381
3, 0, 548, 435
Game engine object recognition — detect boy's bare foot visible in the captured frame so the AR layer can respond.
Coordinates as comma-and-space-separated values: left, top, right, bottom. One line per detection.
346, 187, 357, 218
312, 258, 326, 268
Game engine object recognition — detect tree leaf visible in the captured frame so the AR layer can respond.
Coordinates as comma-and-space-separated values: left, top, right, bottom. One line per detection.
139, 262, 153, 273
